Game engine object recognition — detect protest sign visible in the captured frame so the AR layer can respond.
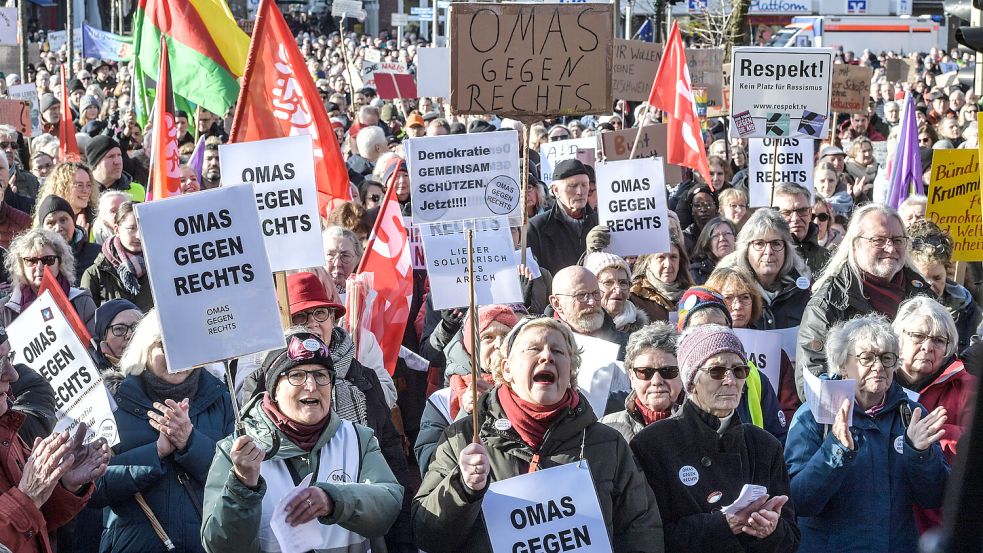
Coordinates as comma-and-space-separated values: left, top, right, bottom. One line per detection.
885, 58, 916, 83
776, 326, 799, 363
417, 47, 450, 98
407, 131, 521, 224
747, 137, 815, 207
450, 3, 613, 117
403, 217, 427, 270
598, 125, 685, 183
47, 29, 83, 53
612, 39, 663, 102
483, 462, 614, 553
730, 47, 834, 139
830, 64, 873, 115
926, 149, 983, 262
7, 291, 119, 446
136, 185, 285, 371
7, 84, 39, 136
574, 333, 628, 419
871, 140, 888, 168
732, 328, 782, 389
361, 60, 406, 91
219, 135, 325, 272
803, 368, 855, 426
374, 71, 418, 99
686, 48, 725, 106
0, 99, 31, 137
595, 157, 671, 256
0, 7, 15, 46
540, 137, 597, 185
419, 219, 523, 310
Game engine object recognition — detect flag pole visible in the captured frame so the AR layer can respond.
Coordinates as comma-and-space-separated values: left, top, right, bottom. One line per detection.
519, 124, 529, 265
230, 0, 272, 142
466, 225, 480, 444
769, 138, 779, 206
628, 106, 650, 160
337, 18, 360, 120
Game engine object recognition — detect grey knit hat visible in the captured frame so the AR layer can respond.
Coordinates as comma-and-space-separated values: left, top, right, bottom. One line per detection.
677, 324, 746, 390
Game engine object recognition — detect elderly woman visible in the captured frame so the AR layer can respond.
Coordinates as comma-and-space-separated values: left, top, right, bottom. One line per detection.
35, 195, 101, 280
38, 161, 99, 234
413, 316, 664, 553
601, 322, 681, 442
717, 188, 749, 228
82, 202, 153, 311
584, 252, 649, 333
717, 209, 810, 330
90, 191, 130, 245
631, 237, 695, 323
689, 217, 737, 285
631, 324, 799, 553
90, 299, 142, 375
203, 330, 403, 552
784, 315, 949, 553
844, 138, 878, 184
0, 228, 96, 334
323, 225, 362, 298
88, 309, 233, 552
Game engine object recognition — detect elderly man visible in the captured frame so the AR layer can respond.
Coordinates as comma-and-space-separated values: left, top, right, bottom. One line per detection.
772, 183, 830, 276
349, 126, 387, 179
527, 159, 598, 274
85, 136, 146, 202
0, 125, 39, 202
797, 204, 933, 398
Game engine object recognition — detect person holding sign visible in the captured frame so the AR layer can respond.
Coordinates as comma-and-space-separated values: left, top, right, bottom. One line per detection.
784, 315, 949, 553
631, 324, 799, 553
412, 316, 664, 553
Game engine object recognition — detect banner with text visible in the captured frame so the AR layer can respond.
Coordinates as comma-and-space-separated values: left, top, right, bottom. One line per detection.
596, 157, 670, 256
927, 148, 983, 262
7, 84, 39, 136
732, 328, 782, 390
748, 137, 815, 207
612, 39, 663, 102
598, 125, 684, 183
830, 64, 873, 115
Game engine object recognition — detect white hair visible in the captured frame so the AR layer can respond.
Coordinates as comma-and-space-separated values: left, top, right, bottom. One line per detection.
355, 126, 386, 157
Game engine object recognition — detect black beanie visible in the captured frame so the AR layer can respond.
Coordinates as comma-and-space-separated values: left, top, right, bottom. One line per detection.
94, 299, 140, 341
86, 135, 120, 168
37, 194, 75, 222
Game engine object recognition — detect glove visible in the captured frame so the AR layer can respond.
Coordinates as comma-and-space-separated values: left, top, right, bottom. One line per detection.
585, 225, 611, 253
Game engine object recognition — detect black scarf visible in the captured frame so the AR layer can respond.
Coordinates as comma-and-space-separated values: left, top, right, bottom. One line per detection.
140, 368, 201, 404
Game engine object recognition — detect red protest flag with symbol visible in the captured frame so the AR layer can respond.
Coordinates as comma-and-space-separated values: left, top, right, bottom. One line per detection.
39, 265, 91, 345
148, 35, 182, 201
647, 21, 712, 188
58, 65, 81, 163
230, 0, 350, 216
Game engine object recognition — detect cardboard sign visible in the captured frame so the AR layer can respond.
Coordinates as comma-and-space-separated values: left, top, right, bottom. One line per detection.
747, 137, 815, 207
483, 462, 614, 553
539, 137, 597, 185
927, 149, 983, 262
450, 3, 613, 117
373, 71, 418, 100
885, 58, 916, 83
136, 185, 285, 371
331, 0, 363, 17
219, 135, 325, 272
403, 217, 427, 270
598, 125, 684, 183
0, 99, 31, 137
612, 39, 663, 102
419, 220, 523, 310
7, 291, 119, 446
686, 48, 725, 106
595, 157, 671, 256
406, 131, 521, 224
417, 47, 450, 98
732, 328, 782, 389
730, 47, 834, 139
830, 64, 873, 115
0, 7, 16, 47
6, 84, 39, 136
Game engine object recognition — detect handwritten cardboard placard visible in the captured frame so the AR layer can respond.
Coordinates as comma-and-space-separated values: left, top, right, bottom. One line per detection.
926, 148, 983, 262
686, 48, 724, 106
885, 58, 917, 83
450, 3, 613, 117
831, 64, 873, 115
612, 39, 663, 102
0, 99, 32, 137
599, 125, 685, 183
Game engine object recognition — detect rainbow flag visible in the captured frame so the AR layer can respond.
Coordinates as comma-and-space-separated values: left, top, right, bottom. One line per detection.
132, 0, 249, 126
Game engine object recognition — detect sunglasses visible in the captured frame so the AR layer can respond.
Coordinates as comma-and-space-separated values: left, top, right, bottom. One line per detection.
368, 194, 382, 202
549, 134, 570, 141
23, 255, 58, 267
812, 212, 830, 222
632, 366, 680, 380
698, 364, 750, 380
0, 141, 15, 150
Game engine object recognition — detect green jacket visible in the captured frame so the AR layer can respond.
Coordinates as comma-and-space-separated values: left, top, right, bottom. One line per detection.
412, 385, 664, 553
200, 394, 404, 553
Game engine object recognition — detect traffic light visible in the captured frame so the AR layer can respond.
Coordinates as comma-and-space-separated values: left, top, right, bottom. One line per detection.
950, 0, 983, 52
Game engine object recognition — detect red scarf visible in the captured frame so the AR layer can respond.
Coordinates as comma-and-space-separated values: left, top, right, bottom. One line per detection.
861, 271, 905, 319
497, 386, 579, 451
261, 394, 326, 452
634, 396, 671, 426
449, 372, 496, 420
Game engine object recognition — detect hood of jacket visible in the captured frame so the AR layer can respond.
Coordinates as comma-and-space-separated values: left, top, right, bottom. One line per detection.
944, 280, 973, 313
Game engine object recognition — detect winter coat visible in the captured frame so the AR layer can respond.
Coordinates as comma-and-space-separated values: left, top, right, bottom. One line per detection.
526, 203, 599, 275
412, 385, 664, 553
71, 237, 101, 286
81, 252, 154, 312
630, 401, 799, 553
0, 202, 30, 250
600, 390, 659, 443
0, 286, 96, 337
942, 281, 982, 352
414, 386, 459, 475
88, 370, 233, 553
784, 381, 949, 553
737, 369, 788, 444
201, 395, 403, 553
630, 279, 680, 323
793, 224, 831, 278
796, 264, 933, 398
98, 173, 145, 203
755, 268, 811, 331
689, 255, 716, 285
0, 409, 93, 553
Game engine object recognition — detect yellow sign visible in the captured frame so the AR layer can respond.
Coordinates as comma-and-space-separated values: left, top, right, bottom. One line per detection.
926, 148, 983, 262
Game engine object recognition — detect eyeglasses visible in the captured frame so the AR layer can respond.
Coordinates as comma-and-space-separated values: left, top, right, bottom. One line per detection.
851, 351, 899, 368
723, 293, 752, 306
291, 307, 336, 326
857, 235, 908, 249
281, 368, 333, 387
698, 364, 750, 380
749, 239, 785, 252
776, 206, 811, 220
711, 231, 735, 242
73, 181, 93, 189
812, 212, 830, 222
325, 251, 355, 264
367, 194, 382, 202
598, 276, 630, 291
555, 290, 602, 303
632, 365, 680, 380
2, 350, 14, 367
692, 202, 716, 211
904, 330, 949, 348
0, 141, 15, 150
108, 323, 137, 338
22, 255, 59, 267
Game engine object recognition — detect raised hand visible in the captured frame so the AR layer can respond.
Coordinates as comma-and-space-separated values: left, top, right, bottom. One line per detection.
907, 406, 947, 451
230, 435, 265, 489
148, 399, 193, 451
18, 432, 75, 508
60, 423, 110, 493
832, 398, 854, 450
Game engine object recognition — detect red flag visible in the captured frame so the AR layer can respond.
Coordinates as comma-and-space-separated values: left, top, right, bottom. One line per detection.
230, 0, 350, 216
646, 22, 711, 188
39, 266, 91, 345
349, 166, 412, 375
58, 66, 81, 163
148, 36, 182, 201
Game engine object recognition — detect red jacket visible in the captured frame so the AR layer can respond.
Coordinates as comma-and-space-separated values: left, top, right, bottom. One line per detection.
0, 410, 92, 553
0, 203, 30, 251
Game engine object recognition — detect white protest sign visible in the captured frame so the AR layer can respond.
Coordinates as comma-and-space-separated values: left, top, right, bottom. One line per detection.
219, 135, 325, 272
776, 325, 799, 363
361, 60, 406, 90
732, 328, 782, 388
7, 291, 119, 446
47, 29, 83, 53
482, 462, 613, 553
0, 8, 17, 46
747, 137, 815, 207
332, 0, 363, 17
417, 47, 450, 98
540, 137, 596, 185
595, 157, 671, 256
730, 47, 834, 139
8, 84, 40, 136
402, 216, 427, 270
406, 131, 521, 224
419, 220, 523, 310
391, 13, 410, 25
363, 49, 382, 63
575, 333, 628, 419
803, 368, 855, 426
136, 185, 285, 371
